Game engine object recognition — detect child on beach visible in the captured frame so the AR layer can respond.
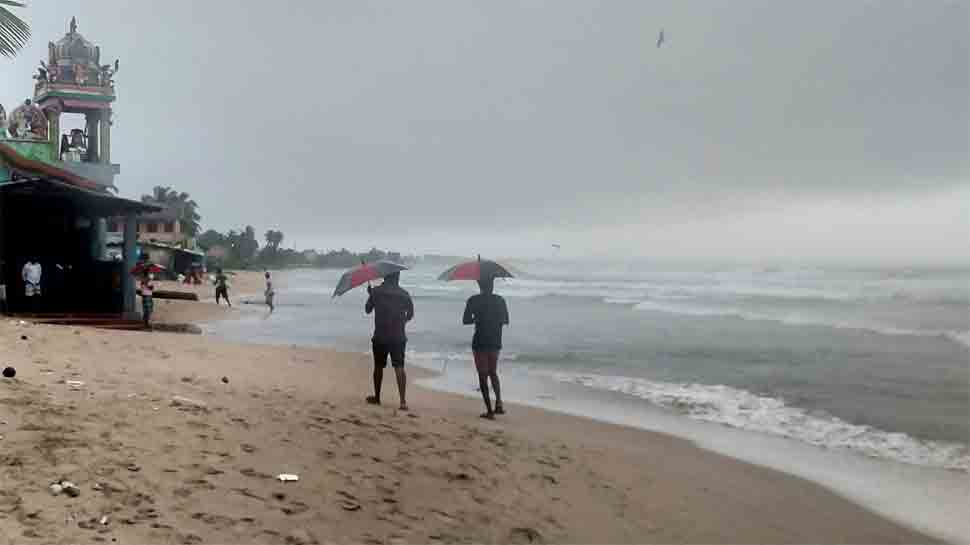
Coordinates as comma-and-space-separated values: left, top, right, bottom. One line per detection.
140, 272, 155, 329
214, 268, 231, 307
265, 271, 275, 313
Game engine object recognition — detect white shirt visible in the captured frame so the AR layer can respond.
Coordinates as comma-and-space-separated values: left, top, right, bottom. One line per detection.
22, 262, 42, 285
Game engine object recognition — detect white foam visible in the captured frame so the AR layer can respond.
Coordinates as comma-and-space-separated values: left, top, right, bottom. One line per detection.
945, 331, 970, 349
548, 372, 969, 472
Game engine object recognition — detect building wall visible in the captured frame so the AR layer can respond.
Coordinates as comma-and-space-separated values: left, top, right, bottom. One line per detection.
107, 217, 184, 245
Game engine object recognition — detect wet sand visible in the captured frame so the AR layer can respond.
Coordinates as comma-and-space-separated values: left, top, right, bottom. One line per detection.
0, 285, 941, 544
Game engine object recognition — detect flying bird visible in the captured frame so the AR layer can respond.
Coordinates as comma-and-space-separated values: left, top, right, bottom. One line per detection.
551, 244, 561, 250
657, 29, 665, 48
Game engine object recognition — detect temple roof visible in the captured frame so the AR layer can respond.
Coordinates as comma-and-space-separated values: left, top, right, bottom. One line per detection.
52, 17, 100, 67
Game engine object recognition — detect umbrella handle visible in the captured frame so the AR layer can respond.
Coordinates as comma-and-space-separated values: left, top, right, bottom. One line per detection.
361, 259, 372, 292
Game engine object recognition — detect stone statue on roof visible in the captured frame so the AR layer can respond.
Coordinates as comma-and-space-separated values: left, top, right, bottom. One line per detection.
7, 99, 48, 140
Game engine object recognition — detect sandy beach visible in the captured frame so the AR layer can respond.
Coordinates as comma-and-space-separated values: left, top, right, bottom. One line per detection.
150, 271, 272, 325
0, 282, 940, 544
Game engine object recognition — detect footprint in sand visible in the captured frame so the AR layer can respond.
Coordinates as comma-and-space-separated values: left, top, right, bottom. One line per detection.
508, 527, 545, 544
191, 511, 236, 527
282, 501, 310, 516
183, 478, 215, 491
239, 468, 272, 479
232, 488, 265, 501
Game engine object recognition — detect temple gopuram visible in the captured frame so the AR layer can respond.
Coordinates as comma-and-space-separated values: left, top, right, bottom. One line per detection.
0, 18, 158, 320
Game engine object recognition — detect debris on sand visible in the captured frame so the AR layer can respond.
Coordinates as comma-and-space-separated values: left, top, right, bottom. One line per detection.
171, 396, 208, 411
2, 367, 15, 378
51, 480, 81, 498
277, 473, 299, 482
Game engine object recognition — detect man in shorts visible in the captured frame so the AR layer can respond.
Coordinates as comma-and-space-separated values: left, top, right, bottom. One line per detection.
463, 275, 509, 419
364, 272, 414, 410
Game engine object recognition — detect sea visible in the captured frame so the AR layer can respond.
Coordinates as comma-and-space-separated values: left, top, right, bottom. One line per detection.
206, 260, 970, 541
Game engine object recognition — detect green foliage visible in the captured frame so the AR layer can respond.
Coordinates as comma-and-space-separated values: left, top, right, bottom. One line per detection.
196, 229, 226, 251
264, 229, 284, 251
141, 186, 202, 237
0, 1, 29, 59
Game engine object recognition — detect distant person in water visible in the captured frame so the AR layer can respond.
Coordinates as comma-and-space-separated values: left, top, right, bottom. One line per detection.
214, 268, 231, 307
364, 272, 414, 410
264, 271, 275, 313
463, 275, 509, 419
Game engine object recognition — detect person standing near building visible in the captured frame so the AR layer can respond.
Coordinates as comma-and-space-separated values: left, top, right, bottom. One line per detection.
364, 272, 414, 411
463, 275, 510, 419
21, 259, 42, 312
214, 268, 231, 307
140, 272, 155, 329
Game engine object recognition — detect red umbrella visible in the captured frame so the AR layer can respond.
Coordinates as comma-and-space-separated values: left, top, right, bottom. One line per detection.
332, 260, 409, 297
130, 262, 166, 275
438, 256, 514, 281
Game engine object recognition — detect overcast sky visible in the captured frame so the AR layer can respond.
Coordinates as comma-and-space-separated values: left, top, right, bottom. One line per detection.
3, 1, 967, 264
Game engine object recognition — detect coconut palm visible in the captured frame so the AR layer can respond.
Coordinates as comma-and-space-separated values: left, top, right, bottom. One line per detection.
0, 0, 29, 59
141, 185, 202, 237
264, 229, 284, 252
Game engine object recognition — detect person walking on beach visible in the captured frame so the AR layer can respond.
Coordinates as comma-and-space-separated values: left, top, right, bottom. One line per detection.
463, 275, 509, 419
214, 268, 231, 307
364, 272, 414, 410
264, 271, 275, 313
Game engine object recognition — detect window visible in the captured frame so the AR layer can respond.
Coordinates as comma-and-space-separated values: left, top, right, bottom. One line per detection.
146, 222, 158, 233
164, 221, 175, 233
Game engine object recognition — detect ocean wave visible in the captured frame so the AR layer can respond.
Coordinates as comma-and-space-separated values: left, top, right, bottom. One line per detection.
549, 372, 970, 471
632, 301, 970, 348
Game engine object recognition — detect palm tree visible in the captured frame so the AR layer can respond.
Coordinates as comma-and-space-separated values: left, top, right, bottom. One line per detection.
264, 229, 284, 252
141, 186, 202, 237
0, 0, 29, 59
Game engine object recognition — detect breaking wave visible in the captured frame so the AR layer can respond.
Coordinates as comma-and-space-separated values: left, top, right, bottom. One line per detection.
549, 372, 970, 471
632, 301, 970, 349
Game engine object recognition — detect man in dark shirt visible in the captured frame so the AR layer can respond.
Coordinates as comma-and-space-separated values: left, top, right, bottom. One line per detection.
462, 275, 509, 419
365, 272, 414, 410
214, 268, 231, 307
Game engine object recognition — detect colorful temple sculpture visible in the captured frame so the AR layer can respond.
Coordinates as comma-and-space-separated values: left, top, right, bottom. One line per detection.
0, 18, 158, 318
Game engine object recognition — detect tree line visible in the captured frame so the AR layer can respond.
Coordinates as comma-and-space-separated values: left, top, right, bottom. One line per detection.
138, 185, 407, 269
196, 227, 406, 270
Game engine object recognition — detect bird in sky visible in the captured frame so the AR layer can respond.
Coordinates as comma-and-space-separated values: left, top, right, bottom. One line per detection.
551, 244, 561, 250
657, 28, 665, 48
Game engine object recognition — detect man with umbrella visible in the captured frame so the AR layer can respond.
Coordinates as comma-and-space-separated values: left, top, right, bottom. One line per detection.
364, 272, 414, 411
441, 258, 513, 420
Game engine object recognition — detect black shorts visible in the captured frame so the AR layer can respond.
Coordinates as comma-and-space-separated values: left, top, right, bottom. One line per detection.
372, 340, 406, 369
215, 286, 228, 298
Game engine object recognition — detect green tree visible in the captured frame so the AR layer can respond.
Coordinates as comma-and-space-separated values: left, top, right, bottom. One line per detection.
0, 1, 29, 59
225, 226, 259, 265
196, 229, 227, 251
141, 186, 202, 237
264, 229, 284, 252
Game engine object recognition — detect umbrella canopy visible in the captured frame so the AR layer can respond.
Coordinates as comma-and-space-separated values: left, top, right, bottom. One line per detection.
333, 260, 409, 297
130, 262, 166, 275
438, 257, 514, 281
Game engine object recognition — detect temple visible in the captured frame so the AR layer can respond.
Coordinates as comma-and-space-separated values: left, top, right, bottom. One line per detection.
0, 18, 158, 319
